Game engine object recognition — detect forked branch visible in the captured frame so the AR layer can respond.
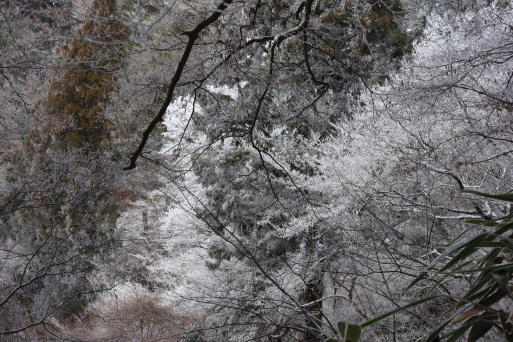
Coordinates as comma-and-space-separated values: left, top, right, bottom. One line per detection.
123, 0, 234, 170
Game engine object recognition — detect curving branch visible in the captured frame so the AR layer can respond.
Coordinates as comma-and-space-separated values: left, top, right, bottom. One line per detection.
123, 0, 234, 170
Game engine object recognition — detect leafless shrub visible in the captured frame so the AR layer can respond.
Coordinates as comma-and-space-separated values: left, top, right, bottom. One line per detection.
61, 295, 202, 341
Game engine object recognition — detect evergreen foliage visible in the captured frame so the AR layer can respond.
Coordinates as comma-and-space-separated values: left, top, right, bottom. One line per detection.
45, 0, 126, 151
1, 0, 127, 333
332, 191, 513, 342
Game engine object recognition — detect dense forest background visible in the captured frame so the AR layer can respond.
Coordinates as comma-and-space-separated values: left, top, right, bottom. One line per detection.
1, 0, 512, 341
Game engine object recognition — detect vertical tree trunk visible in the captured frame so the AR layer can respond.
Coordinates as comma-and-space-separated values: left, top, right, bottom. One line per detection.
142, 211, 149, 232
300, 269, 324, 342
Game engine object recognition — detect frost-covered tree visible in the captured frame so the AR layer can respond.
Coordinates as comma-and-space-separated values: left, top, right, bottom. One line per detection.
122, 0, 420, 341
2, 0, 511, 340
0, 0, 130, 338
123, 0, 512, 341
320, 2, 513, 340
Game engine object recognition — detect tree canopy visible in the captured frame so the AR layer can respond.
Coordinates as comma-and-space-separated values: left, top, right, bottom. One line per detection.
0, 0, 512, 341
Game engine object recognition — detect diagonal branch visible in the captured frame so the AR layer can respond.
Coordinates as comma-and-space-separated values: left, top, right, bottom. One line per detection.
124, 0, 234, 170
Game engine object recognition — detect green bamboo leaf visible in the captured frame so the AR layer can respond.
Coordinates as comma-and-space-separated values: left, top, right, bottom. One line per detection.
439, 235, 491, 272
407, 234, 488, 289
426, 320, 453, 342
461, 190, 513, 202
439, 262, 513, 274
463, 277, 496, 304
475, 241, 507, 248
482, 250, 502, 265
337, 322, 362, 342
444, 322, 472, 342
361, 296, 444, 328
499, 315, 513, 342
407, 271, 429, 290
468, 312, 498, 342
439, 259, 473, 274
465, 216, 513, 229
491, 269, 511, 286
432, 234, 487, 269
494, 221, 513, 235
427, 269, 461, 296
428, 259, 480, 297
425, 309, 470, 342
325, 339, 342, 342
464, 219, 499, 227
464, 249, 503, 292
451, 225, 487, 245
